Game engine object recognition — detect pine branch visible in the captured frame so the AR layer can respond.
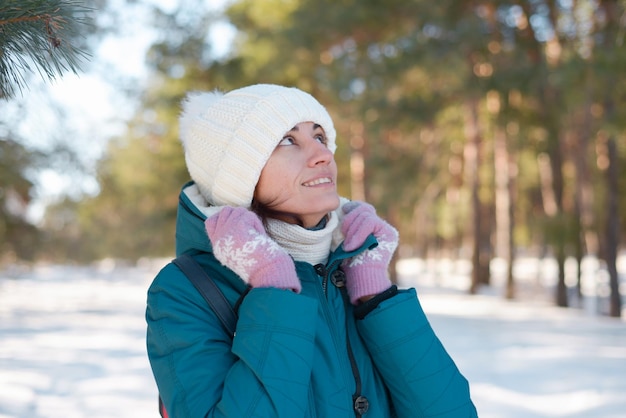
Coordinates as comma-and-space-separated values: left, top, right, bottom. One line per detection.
0, 0, 93, 99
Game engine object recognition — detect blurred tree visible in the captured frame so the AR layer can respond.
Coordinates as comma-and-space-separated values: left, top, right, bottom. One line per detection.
0, 0, 93, 263
52, 0, 625, 317
0, 138, 41, 261
594, 0, 625, 317
56, 1, 246, 260
603, 135, 621, 317
459, 1, 626, 307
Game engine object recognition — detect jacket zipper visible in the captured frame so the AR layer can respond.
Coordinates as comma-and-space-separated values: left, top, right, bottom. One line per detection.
318, 259, 341, 297
314, 262, 368, 417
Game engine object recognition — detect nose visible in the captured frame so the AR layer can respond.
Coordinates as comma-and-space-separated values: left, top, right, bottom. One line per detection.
307, 139, 333, 166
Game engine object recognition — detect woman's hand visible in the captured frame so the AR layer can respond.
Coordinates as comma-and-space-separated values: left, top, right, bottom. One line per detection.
205, 207, 301, 293
341, 201, 398, 304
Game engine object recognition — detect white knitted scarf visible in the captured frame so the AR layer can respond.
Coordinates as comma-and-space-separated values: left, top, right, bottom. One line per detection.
266, 212, 341, 265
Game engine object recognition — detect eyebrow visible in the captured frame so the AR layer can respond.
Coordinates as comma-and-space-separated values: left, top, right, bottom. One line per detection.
286, 123, 322, 133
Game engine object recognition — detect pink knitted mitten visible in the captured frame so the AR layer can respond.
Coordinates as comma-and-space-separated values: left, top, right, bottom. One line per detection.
341, 201, 398, 304
205, 207, 301, 293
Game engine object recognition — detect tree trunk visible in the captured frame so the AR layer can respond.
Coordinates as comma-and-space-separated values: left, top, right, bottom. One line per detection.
597, 1, 622, 318
572, 91, 599, 306
549, 129, 568, 306
494, 124, 515, 299
605, 136, 622, 317
464, 98, 484, 294
555, 242, 568, 307
537, 150, 568, 307
573, 208, 584, 306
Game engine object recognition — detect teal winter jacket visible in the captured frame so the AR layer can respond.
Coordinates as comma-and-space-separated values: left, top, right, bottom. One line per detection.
146, 183, 477, 418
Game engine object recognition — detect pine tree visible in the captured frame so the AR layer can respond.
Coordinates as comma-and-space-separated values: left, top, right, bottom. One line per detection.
0, 0, 92, 99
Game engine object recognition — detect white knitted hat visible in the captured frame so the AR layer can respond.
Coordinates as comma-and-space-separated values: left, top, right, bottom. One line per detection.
179, 84, 337, 208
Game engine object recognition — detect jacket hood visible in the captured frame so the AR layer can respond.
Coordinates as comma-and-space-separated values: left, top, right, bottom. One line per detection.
175, 182, 217, 256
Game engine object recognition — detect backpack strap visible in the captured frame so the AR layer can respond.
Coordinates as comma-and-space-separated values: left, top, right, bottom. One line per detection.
172, 253, 237, 337
159, 254, 238, 418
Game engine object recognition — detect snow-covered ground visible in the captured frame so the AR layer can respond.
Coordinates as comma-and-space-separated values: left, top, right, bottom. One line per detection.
1, 257, 625, 418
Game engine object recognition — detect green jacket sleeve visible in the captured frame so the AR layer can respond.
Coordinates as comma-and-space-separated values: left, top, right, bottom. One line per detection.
146, 265, 319, 418
356, 288, 478, 418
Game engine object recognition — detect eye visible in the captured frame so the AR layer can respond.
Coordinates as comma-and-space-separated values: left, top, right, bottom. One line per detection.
315, 133, 327, 145
278, 136, 296, 146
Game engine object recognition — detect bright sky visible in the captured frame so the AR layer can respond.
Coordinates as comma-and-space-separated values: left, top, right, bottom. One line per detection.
8, 0, 235, 222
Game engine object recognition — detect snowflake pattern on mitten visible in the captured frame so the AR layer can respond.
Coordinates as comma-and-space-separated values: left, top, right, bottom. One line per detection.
206, 207, 301, 292
346, 239, 398, 268
213, 230, 284, 282
341, 201, 398, 304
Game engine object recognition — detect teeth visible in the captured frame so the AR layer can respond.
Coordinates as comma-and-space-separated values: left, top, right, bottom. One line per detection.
304, 177, 332, 186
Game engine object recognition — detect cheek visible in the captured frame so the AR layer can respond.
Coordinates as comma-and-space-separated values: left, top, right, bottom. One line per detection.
330, 158, 338, 176
256, 163, 291, 203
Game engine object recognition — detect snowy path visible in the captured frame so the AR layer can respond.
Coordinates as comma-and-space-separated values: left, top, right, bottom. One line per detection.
0, 261, 159, 418
411, 289, 626, 418
1, 260, 625, 418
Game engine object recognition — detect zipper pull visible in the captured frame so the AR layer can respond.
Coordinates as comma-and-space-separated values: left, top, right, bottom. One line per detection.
314, 263, 330, 295
330, 268, 346, 288
314, 264, 326, 276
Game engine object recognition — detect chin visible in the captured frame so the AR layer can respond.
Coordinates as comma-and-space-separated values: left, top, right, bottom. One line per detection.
320, 195, 341, 212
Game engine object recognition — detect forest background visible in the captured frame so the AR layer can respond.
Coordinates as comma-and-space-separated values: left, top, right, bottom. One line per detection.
1, 0, 625, 317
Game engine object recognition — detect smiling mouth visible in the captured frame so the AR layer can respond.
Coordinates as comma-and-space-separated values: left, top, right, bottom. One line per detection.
303, 177, 333, 187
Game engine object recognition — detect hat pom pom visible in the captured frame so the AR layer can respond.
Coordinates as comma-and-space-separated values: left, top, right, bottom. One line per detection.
179, 90, 224, 146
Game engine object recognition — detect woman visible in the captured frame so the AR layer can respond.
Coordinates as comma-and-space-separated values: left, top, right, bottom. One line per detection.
146, 84, 477, 418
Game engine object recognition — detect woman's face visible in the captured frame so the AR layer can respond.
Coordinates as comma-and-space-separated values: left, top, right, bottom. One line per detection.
255, 122, 340, 228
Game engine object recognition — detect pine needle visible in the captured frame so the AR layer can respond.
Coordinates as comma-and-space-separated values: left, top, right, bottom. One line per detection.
0, 0, 93, 99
